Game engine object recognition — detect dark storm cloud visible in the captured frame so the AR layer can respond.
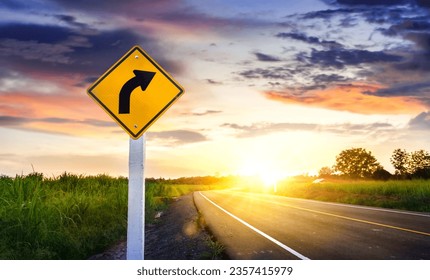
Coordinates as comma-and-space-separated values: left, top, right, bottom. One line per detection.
313, 74, 349, 83
370, 81, 430, 97
307, 48, 403, 69
300, 8, 356, 20
49, 0, 270, 32
335, 0, 409, 5
238, 66, 292, 80
378, 17, 430, 37
0, 0, 269, 84
0, 0, 28, 9
276, 32, 343, 49
50, 0, 189, 12
367, 82, 430, 106
54, 14, 89, 29
0, 23, 134, 72
0, 24, 72, 43
0, 22, 182, 83
417, 0, 430, 8
376, 17, 430, 74
254, 52, 282, 62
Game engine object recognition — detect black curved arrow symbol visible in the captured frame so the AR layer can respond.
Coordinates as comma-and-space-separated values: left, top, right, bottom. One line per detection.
119, 70, 156, 114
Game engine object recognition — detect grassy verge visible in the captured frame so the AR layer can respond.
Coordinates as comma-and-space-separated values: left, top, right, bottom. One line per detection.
0, 173, 227, 259
0, 173, 128, 259
145, 181, 227, 223
273, 177, 430, 212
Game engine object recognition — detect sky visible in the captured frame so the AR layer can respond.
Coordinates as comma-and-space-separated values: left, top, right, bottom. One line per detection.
1, 0, 430, 179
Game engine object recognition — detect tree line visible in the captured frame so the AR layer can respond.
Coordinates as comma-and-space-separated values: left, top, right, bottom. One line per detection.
319, 147, 430, 180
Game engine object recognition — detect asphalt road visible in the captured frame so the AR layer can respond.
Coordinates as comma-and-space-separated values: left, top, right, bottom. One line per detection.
194, 190, 430, 260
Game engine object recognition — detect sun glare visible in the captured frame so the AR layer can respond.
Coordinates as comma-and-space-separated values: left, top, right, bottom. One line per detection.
237, 160, 284, 190
260, 171, 282, 187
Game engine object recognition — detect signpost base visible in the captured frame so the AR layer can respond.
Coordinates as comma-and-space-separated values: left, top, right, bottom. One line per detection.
126, 135, 146, 260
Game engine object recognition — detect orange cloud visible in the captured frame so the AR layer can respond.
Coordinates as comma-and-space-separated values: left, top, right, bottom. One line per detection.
264, 83, 426, 115
0, 90, 119, 137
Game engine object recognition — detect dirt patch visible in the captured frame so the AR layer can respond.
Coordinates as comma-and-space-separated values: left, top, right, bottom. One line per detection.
89, 193, 220, 260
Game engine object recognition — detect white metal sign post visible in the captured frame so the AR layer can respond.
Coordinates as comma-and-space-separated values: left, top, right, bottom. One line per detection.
87, 46, 184, 260
127, 135, 146, 259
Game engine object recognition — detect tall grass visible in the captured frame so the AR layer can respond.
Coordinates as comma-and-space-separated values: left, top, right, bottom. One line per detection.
0, 173, 128, 259
0, 173, 227, 259
275, 178, 430, 212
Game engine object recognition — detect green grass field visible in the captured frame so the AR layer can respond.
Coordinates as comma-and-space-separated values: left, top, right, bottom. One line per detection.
1, 173, 428, 259
273, 177, 430, 212
0, 173, 226, 259
0, 173, 128, 259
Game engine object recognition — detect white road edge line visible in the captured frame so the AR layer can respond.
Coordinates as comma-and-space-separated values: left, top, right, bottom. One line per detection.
198, 191, 310, 260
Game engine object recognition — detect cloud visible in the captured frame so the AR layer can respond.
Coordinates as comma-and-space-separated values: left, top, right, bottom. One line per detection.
0, 22, 182, 83
253, 52, 282, 62
241, 1, 430, 112
299, 8, 356, 21
306, 48, 403, 69
147, 130, 208, 146
222, 120, 396, 138
263, 83, 426, 114
0, 115, 116, 128
276, 32, 343, 49
205, 79, 223, 85
417, 0, 430, 8
408, 111, 430, 130
313, 74, 349, 83
239, 66, 292, 80
0, 115, 25, 126
369, 81, 430, 97
222, 122, 317, 137
335, 0, 409, 5
394, 33, 430, 73
191, 110, 222, 116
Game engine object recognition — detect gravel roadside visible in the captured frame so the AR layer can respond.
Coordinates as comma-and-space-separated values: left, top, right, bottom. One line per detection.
89, 193, 219, 260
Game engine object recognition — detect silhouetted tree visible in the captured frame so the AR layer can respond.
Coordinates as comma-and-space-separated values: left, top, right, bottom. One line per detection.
409, 150, 430, 178
390, 148, 409, 178
390, 148, 430, 179
334, 148, 381, 179
372, 167, 392, 181
318, 166, 333, 178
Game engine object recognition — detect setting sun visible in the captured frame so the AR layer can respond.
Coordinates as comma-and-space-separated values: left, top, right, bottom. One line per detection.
260, 171, 282, 189
236, 159, 283, 190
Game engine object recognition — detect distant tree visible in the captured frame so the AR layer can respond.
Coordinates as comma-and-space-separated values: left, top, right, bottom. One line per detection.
334, 148, 381, 179
318, 166, 333, 178
409, 150, 430, 179
390, 149, 410, 178
372, 167, 392, 181
390, 148, 430, 179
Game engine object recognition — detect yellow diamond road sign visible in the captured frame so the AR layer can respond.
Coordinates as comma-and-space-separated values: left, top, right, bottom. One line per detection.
87, 45, 184, 139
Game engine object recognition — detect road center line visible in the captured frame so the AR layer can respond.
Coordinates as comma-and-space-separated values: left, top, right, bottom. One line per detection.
198, 191, 310, 260
248, 195, 430, 237
271, 195, 430, 217
226, 190, 430, 217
